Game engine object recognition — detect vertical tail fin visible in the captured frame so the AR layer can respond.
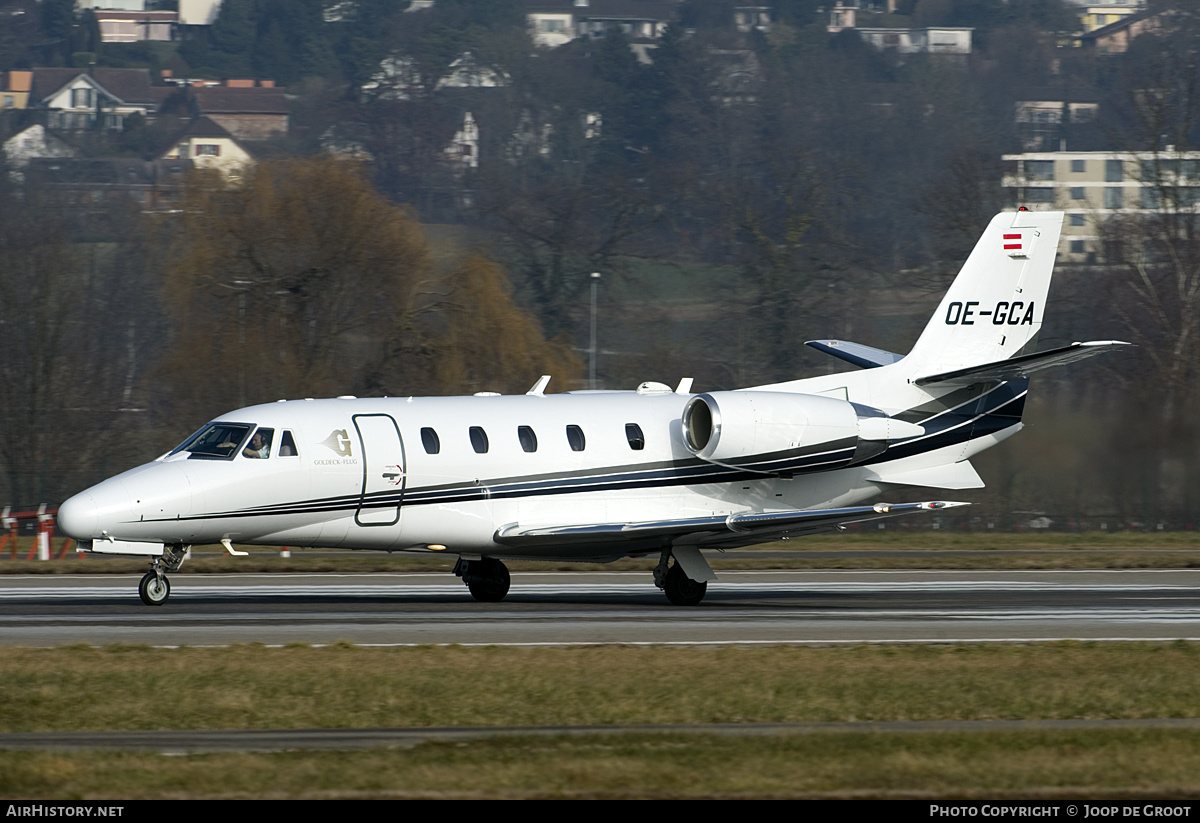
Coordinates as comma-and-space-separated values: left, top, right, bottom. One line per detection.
903, 210, 1064, 377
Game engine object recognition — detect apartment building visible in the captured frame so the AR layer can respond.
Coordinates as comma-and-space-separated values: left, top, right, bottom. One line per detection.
1002, 148, 1200, 263
525, 0, 676, 49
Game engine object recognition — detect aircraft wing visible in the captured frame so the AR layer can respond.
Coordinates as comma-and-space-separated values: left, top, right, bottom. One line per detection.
805, 339, 904, 369
494, 501, 968, 552
913, 340, 1130, 386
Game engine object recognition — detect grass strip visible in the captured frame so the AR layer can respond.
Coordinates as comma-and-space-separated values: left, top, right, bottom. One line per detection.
4, 729, 1200, 799
3, 642, 1199, 733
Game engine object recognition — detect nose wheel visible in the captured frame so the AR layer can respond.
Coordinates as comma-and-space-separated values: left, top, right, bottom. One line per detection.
138, 570, 171, 606
136, 545, 187, 606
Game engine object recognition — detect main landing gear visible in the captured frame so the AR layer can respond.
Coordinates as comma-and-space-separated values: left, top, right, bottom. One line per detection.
137, 544, 189, 606
654, 549, 711, 606
455, 556, 511, 602
663, 563, 707, 606
452, 550, 713, 606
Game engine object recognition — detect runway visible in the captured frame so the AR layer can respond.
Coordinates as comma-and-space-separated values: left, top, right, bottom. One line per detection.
3, 569, 1200, 646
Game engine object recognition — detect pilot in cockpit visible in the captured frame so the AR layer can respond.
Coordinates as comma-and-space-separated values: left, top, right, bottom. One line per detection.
243, 428, 273, 459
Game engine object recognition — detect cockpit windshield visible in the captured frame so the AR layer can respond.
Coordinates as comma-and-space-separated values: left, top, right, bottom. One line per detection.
169, 422, 253, 460
242, 428, 273, 459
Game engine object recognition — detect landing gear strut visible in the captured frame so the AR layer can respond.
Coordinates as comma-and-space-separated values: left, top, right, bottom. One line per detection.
654, 550, 709, 606
455, 557, 511, 602
137, 543, 189, 606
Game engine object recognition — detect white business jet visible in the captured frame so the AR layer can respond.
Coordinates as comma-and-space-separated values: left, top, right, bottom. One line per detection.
58, 210, 1126, 606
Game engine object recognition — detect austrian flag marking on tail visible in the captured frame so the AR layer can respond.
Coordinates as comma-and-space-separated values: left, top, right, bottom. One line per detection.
1003, 233, 1022, 250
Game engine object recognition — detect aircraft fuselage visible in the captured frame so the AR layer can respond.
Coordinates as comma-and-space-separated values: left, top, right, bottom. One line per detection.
61, 388, 918, 561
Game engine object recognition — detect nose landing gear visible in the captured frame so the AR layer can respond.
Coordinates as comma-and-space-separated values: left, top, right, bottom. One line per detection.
136, 544, 189, 606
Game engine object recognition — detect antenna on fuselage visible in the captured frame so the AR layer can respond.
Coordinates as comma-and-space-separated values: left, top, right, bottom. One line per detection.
526, 375, 552, 396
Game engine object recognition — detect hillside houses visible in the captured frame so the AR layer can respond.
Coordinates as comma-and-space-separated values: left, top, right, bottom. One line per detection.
1, 68, 288, 139
0, 68, 272, 223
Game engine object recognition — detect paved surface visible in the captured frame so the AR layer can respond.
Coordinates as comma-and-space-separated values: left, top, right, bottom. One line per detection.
8, 718, 1200, 753
3, 569, 1200, 646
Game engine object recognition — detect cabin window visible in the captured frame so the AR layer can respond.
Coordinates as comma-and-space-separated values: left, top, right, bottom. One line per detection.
566, 424, 586, 452
278, 430, 299, 457
625, 423, 645, 450
170, 422, 253, 460
469, 426, 489, 454
421, 427, 441, 454
243, 427, 274, 459
518, 425, 537, 453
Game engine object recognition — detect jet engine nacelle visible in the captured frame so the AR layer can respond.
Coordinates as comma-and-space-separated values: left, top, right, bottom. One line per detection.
681, 391, 924, 465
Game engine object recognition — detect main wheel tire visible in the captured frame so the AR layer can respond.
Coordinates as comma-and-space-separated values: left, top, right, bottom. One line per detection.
466, 560, 510, 603
138, 571, 170, 606
663, 563, 707, 606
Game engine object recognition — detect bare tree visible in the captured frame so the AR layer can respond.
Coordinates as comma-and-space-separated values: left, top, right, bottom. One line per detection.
156, 158, 437, 421
1087, 10, 1200, 519
424, 254, 581, 394
155, 158, 579, 429
0, 188, 153, 505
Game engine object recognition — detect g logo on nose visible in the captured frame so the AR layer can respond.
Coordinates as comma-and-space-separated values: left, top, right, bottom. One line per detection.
321, 429, 353, 457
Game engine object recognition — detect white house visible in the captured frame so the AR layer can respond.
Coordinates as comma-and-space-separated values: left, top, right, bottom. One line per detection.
31, 68, 158, 131
178, 0, 223, 25
159, 116, 253, 180
2, 125, 78, 182
92, 10, 177, 42
443, 111, 479, 172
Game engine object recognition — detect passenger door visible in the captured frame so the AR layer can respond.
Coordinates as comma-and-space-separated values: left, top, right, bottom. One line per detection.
353, 414, 405, 527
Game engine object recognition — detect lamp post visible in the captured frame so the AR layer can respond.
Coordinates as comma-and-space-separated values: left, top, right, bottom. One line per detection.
588, 271, 601, 390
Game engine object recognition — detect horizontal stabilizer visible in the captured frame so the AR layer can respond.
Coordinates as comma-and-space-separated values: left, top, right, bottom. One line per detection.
806, 339, 904, 369
495, 501, 969, 550
864, 461, 985, 490
913, 341, 1129, 386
